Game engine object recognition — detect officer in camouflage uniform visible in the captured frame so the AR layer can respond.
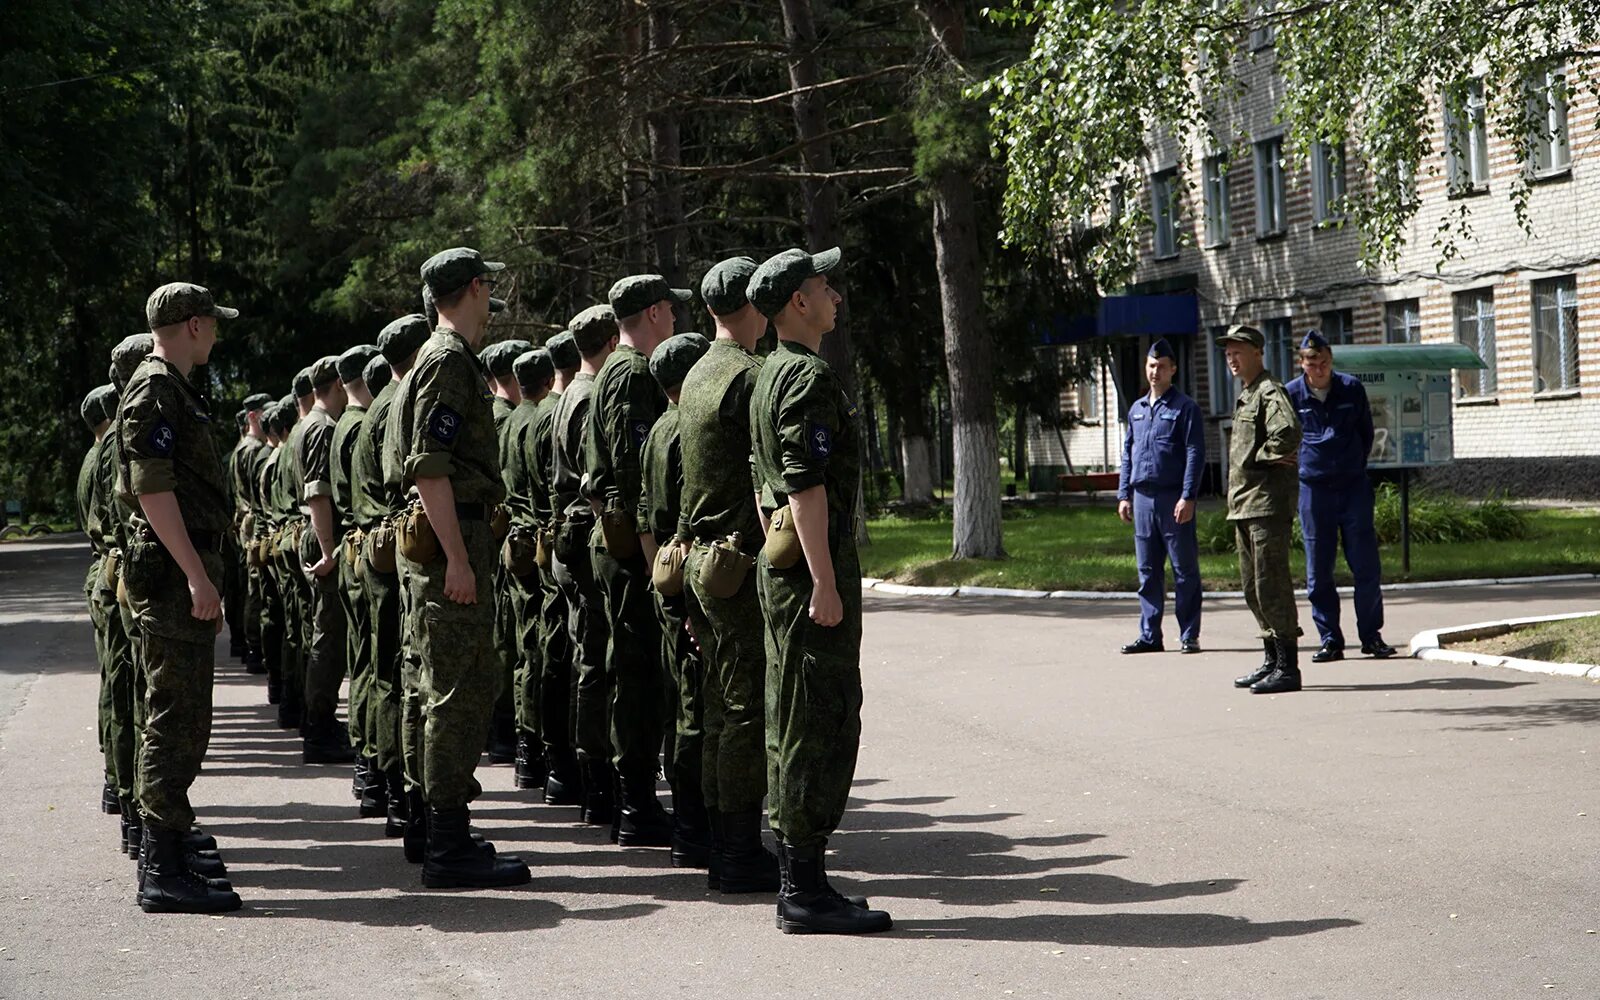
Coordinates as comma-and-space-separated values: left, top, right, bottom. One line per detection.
677, 256, 782, 894
78, 384, 122, 818
1217, 324, 1304, 694
117, 283, 241, 913
640, 332, 712, 869
748, 248, 891, 934
232, 394, 273, 678
550, 306, 617, 825
529, 332, 581, 805
331, 344, 382, 804
587, 275, 691, 847
482, 338, 533, 767
390, 248, 529, 887
502, 348, 555, 791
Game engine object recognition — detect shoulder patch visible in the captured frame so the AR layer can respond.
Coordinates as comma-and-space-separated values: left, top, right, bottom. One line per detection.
428, 404, 463, 444
147, 418, 176, 458
808, 421, 832, 460
632, 420, 650, 449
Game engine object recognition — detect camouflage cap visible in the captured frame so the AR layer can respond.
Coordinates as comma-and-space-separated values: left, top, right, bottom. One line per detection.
146, 282, 239, 330
420, 246, 505, 296
265, 401, 292, 436
362, 355, 392, 395
110, 334, 154, 390
608, 274, 693, 320
747, 247, 842, 318
649, 332, 710, 392
512, 348, 555, 391
292, 367, 314, 399
481, 339, 532, 379
310, 355, 341, 390
336, 344, 381, 384
568, 304, 618, 356
1216, 324, 1265, 349
378, 313, 432, 366
96, 384, 122, 424
81, 384, 117, 430
700, 256, 760, 316
545, 330, 581, 371
242, 392, 273, 412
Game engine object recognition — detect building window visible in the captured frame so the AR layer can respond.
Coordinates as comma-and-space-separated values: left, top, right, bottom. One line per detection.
1208, 325, 1233, 415
1319, 308, 1354, 345
1453, 290, 1497, 398
1202, 155, 1230, 247
1253, 137, 1285, 236
1150, 169, 1179, 259
1077, 347, 1102, 421
1444, 78, 1490, 193
1311, 141, 1347, 223
1384, 299, 1421, 344
1264, 317, 1294, 376
1249, 1, 1276, 50
1524, 65, 1570, 175
1532, 276, 1579, 392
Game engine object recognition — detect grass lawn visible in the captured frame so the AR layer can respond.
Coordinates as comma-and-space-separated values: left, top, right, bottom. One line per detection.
1450, 614, 1600, 666
859, 504, 1600, 592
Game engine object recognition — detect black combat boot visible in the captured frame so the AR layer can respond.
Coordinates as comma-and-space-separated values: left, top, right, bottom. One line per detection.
102, 782, 121, 815
124, 805, 144, 860
609, 772, 624, 843
543, 748, 580, 806
181, 828, 218, 853
276, 690, 301, 730
303, 713, 355, 765
265, 668, 282, 706
420, 806, 531, 889
1251, 638, 1303, 694
137, 826, 241, 914
669, 781, 712, 868
617, 771, 673, 848
514, 734, 548, 790
1234, 638, 1278, 689
706, 808, 724, 891
244, 646, 267, 676
352, 755, 369, 800
384, 768, 408, 838
578, 758, 615, 827
486, 713, 517, 766
359, 763, 390, 819
776, 842, 891, 935
717, 810, 780, 894
403, 789, 428, 864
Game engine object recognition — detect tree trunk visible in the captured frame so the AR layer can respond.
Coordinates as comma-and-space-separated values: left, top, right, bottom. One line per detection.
619, 2, 649, 269
900, 435, 935, 503
646, 1, 688, 317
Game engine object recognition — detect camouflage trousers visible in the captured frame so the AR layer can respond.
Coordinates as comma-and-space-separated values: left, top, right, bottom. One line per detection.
1234, 515, 1302, 641
654, 584, 702, 807
362, 554, 404, 776
756, 539, 864, 849
340, 540, 372, 751
91, 556, 140, 802
275, 538, 310, 716
398, 558, 424, 795
554, 519, 610, 765
683, 547, 766, 813
306, 561, 347, 722
258, 554, 284, 694
591, 534, 665, 781
537, 556, 574, 761
135, 632, 215, 832
492, 565, 518, 742
223, 536, 245, 648
509, 566, 543, 740
243, 561, 263, 656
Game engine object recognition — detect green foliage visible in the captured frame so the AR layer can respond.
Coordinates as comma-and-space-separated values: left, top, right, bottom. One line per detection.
1198, 485, 1530, 554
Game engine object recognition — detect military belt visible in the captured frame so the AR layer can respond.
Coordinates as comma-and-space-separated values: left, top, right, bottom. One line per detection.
455, 501, 490, 521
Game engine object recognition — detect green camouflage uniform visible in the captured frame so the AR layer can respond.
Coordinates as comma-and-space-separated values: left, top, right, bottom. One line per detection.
1227, 369, 1304, 640
79, 439, 115, 790
230, 434, 268, 665
255, 441, 287, 702
222, 435, 247, 650
355, 378, 403, 778
500, 396, 544, 744
295, 405, 347, 723
490, 394, 520, 751
550, 372, 609, 765
273, 417, 311, 716
332, 402, 371, 751
94, 422, 142, 806
525, 390, 571, 764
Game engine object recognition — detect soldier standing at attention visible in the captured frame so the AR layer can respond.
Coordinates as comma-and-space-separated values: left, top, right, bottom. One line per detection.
747, 248, 891, 934
79, 384, 120, 818
257, 399, 293, 715
484, 339, 534, 767
274, 369, 316, 731
332, 345, 382, 803
394, 247, 529, 888
677, 256, 782, 896
1217, 324, 1305, 695
1116, 338, 1205, 655
234, 394, 273, 678
1285, 332, 1396, 663
588, 275, 692, 848
118, 283, 241, 913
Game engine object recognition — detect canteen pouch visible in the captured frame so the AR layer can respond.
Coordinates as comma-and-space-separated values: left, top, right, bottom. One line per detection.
762, 505, 803, 570
365, 519, 398, 575
502, 527, 537, 577
535, 526, 554, 572
121, 528, 171, 594
342, 529, 364, 568
651, 540, 687, 597
397, 503, 440, 564
101, 548, 122, 592
699, 533, 755, 600
599, 498, 639, 559
245, 536, 264, 569
240, 511, 256, 543
553, 517, 590, 568
489, 504, 511, 542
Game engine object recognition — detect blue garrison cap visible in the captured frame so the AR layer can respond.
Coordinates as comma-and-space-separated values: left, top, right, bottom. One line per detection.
1147, 338, 1176, 361
1299, 330, 1331, 352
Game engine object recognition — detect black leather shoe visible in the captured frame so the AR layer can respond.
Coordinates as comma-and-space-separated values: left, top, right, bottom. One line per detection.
402, 790, 428, 864
1180, 640, 1201, 654
303, 715, 355, 765
1362, 638, 1398, 658
1234, 639, 1277, 688
1120, 638, 1164, 654
1311, 643, 1344, 663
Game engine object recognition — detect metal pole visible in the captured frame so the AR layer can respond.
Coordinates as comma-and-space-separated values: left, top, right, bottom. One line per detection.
1400, 467, 1411, 575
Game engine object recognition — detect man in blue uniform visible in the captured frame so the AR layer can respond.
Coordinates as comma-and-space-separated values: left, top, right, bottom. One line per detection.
1116, 338, 1205, 654
1284, 331, 1396, 662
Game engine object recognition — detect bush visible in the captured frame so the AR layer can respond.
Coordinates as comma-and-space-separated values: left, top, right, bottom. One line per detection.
1198, 485, 1529, 554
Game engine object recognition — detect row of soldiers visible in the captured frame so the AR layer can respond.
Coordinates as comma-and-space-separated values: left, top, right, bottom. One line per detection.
80, 246, 891, 934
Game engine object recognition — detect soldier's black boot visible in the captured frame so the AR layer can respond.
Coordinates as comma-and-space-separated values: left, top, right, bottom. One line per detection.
403, 789, 428, 864
265, 667, 282, 705
543, 748, 579, 806
384, 768, 408, 837
137, 825, 241, 914
609, 772, 623, 844
359, 763, 390, 819
617, 771, 673, 848
486, 713, 517, 766
124, 804, 144, 860
276, 689, 301, 730
1234, 638, 1278, 688
514, 734, 548, 790
351, 755, 368, 800
706, 808, 724, 891
776, 842, 891, 935
669, 782, 712, 868
717, 810, 780, 894
181, 828, 218, 853
244, 646, 267, 676
579, 758, 615, 827
303, 713, 356, 765
420, 807, 531, 889
102, 782, 121, 815
1251, 638, 1303, 694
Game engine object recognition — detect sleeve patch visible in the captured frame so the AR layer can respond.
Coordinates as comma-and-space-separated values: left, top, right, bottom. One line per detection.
632, 420, 650, 449
427, 404, 463, 444
148, 418, 176, 457
808, 421, 832, 460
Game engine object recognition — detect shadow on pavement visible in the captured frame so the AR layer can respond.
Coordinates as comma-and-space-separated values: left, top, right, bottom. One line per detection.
234, 893, 663, 932
891, 911, 1360, 946
1389, 697, 1600, 731
1307, 676, 1533, 693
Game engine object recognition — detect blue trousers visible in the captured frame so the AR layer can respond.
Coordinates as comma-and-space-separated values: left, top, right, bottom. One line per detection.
1299, 479, 1384, 648
1133, 489, 1201, 643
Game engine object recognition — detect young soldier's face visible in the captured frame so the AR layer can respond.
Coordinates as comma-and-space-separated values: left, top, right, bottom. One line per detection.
798, 275, 840, 334
1145, 356, 1176, 394
1299, 348, 1333, 387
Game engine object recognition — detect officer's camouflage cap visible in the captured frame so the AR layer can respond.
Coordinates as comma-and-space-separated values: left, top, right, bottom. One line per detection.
378, 313, 432, 365
512, 349, 555, 391
336, 344, 381, 384
545, 331, 581, 371
700, 256, 760, 316
292, 367, 314, 399
481, 339, 532, 378
747, 247, 842, 318
362, 356, 392, 395
1216, 324, 1265, 349
81, 384, 117, 429
608, 274, 693, 320
110, 334, 154, 390
649, 332, 710, 392
146, 282, 239, 330
420, 246, 504, 296
242, 392, 273, 412
568, 304, 617, 356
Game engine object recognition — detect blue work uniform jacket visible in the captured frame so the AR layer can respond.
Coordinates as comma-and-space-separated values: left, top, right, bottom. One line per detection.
1284, 371, 1374, 488
1117, 387, 1205, 501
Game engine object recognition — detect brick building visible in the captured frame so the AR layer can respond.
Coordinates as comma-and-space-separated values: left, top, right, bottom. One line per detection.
1032, 42, 1598, 498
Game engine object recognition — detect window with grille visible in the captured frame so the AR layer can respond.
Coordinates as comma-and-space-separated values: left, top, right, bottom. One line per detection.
1264, 317, 1294, 376
1311, 141, 1347, 222
1532, 277, 1578, 392
1524, 65, 1571, 175
1319, 308, 1354, 345
1453, 290, 1497, 397
1444, 78, 1490, 192
1384, 300, 1421, 344
1151, 169, 1179, 258
1202, 155, 1230, 247
1253, 137, 1285, 236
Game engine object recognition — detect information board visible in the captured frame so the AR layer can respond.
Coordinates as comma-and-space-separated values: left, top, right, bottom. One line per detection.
1349, 369, 1455, 469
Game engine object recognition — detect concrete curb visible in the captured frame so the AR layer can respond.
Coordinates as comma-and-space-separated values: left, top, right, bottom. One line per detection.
863, 572, 1600, 603
1409, 610, 1600, 679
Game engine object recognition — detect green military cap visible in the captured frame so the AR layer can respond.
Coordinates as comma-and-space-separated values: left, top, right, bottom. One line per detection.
421, 283, 437, 327
420, 246, 505, 296
310, 355, 341, 390
269, 401, 295, 436
243, 392, 273, 411
292, 367, 314, 398
146, 281, 239, 330
1216, 323, 1265, 349
608, 274, 693, 320
379, 313, 431, 365
568, 304, 617, 355
545, 330, 581, 371
80, 384, 116, 429
649, 332, 710, 392
110, 334, 154, 390
701, 256, 760, 316
362, 355, 392, 395
481, 339, 532, 378
512, 348, 555, 391
747, 247, 842, 318
336, 344, 380, 384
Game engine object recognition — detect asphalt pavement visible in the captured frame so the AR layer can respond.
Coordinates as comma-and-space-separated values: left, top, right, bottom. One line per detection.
0, 535, 1595, 998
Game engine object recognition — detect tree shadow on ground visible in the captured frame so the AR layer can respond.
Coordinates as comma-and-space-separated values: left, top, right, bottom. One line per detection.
1388, 697, 1600, 731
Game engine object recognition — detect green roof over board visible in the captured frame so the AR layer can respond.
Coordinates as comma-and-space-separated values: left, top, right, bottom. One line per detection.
1333, 343, 1487, 372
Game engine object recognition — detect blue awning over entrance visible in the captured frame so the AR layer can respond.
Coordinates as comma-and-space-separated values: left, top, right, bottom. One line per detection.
1038, 293, 1200, 345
